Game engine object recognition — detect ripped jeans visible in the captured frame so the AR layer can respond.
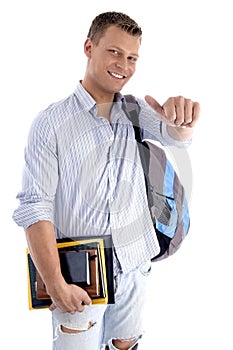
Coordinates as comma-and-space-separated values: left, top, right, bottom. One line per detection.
52, 261, 151, 349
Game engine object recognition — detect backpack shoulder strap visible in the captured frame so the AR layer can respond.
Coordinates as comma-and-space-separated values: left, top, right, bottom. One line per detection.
123, 94, 141, 142
122, 94, 154, 208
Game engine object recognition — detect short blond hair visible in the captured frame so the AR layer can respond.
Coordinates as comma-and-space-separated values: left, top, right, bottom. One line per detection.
87, 11, 142, 44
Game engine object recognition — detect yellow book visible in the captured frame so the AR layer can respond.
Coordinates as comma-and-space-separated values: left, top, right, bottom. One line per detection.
26, 235, 114, 310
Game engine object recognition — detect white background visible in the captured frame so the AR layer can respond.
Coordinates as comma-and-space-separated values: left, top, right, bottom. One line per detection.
1, 0, 232, 349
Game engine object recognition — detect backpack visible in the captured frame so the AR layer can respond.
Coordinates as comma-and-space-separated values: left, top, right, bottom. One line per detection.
122, 95, 190, 261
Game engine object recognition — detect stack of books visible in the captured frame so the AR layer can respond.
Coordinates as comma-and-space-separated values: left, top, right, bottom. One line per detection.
27, 235, 115, 310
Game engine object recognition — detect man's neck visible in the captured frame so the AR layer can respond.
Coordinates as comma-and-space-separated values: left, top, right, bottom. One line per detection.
96, 103, 113, 121
81, 80, 116, 121
81, 80, 114, 103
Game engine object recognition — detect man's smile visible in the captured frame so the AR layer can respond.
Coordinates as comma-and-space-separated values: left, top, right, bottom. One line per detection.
108, 71, 127, 79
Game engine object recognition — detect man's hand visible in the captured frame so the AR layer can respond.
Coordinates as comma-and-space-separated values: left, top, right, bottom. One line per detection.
145, 95, 200, 140
48, 282, 92, 314
145, 95, 200, 127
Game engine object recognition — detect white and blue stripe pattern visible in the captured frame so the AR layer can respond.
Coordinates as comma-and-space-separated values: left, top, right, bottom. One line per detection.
13, 82, 188, 273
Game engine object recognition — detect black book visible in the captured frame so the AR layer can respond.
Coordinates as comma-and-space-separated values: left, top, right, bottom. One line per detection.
59, 251, 90, 286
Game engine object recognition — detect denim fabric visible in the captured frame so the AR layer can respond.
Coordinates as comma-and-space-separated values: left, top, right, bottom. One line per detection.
52, 261, 151, 349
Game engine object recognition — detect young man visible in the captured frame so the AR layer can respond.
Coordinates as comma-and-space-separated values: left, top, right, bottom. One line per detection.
13, 12, 200, 350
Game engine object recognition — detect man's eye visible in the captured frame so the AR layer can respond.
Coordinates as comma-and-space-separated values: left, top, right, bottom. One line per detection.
109, 50, 119, 56
128, 56, 137, 63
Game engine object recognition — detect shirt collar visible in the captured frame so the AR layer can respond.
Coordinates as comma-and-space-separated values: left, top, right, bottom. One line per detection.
74, 81, 96, 112
74, 81, 125, 110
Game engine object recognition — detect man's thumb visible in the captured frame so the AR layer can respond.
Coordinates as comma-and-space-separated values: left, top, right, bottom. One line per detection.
145, 95, 164, 116
49, 303, 56, 311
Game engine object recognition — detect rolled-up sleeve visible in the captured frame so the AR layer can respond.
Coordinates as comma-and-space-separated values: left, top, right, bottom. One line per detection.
13, 112, 58, 230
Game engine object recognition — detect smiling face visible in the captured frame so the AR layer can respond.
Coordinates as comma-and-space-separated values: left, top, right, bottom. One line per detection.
82, 25, 141, 103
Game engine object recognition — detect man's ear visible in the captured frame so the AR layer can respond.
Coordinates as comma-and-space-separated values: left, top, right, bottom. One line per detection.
84, 38, 93, 58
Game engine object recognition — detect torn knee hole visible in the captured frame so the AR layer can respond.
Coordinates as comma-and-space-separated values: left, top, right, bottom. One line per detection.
61, 322, 95, 334
112, 337, 136, 350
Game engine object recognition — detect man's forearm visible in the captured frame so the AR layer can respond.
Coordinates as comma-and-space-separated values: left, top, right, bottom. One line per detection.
25, 220, 65, 294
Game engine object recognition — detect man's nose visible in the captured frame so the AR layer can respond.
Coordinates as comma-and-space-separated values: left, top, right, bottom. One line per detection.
115, 57, 129, 71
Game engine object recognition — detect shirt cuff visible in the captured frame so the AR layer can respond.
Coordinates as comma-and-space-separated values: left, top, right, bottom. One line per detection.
161, 123, 192, 148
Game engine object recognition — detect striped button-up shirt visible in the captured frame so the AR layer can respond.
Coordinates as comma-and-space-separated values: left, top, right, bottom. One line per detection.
13, 82, 189, 273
